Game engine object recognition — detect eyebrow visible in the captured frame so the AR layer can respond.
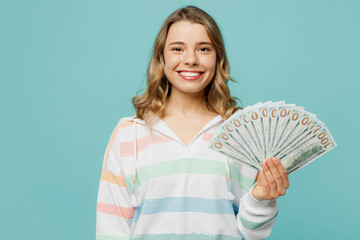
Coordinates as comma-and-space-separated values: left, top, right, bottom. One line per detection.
168, 41, 213, 46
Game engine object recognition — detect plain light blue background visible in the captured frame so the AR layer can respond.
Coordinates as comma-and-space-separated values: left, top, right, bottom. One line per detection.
1, 0, 359, 239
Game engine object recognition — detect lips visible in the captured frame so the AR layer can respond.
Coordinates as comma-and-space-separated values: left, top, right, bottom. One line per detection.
177, 71, 205, 81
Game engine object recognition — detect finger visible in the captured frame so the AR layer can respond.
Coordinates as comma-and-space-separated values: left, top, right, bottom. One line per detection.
267, 158, 285, 195
253, 169, 268, 201
255, 171, 260, 182
258, 168, 268, 191
272, 157, 290, 189
262, 159, 277, 195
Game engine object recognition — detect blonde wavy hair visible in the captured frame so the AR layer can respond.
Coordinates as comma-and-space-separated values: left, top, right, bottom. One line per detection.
132, 5, 242, 130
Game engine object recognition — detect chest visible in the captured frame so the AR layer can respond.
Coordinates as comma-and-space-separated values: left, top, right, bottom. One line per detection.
161, 116, 217, 146
169, 122, 206, 146
125, 118, 236, 205
135, 141, 231, 204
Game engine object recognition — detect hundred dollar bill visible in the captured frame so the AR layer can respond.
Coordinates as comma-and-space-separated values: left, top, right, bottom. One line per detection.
227, 104, 262, 159
259, 103, 270, 159
211, 105, 261, 169
209, 100, 337, 174
209, 136, 259, 170
230, 112, 263, 167
246, 103, 267, 160
281, 127, 337, 174
273, 111, 323, 157
215, 130, 254, 164
268, 101, 284, 157
239, 106, 262, 158
271, 106, 305, 157
269, 104, 295, 156
276, 121, 324, 160
221, 121, 261, 169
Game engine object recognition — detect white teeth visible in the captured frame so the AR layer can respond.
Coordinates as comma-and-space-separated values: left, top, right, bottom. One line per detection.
179, 71, 202, 77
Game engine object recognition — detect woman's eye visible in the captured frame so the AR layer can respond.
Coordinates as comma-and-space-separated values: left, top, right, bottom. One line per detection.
199, 47, 211, 52
171, 47, 211, 52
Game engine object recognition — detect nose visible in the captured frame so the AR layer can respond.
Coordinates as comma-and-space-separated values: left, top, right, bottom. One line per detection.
183, 50, 199, 66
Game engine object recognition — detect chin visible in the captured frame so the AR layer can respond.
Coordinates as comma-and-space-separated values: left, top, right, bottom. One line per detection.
169, 79, 211, 95
178, 87, 206, 95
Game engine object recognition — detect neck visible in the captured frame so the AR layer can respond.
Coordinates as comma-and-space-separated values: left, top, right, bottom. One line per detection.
163, 88, 208, 118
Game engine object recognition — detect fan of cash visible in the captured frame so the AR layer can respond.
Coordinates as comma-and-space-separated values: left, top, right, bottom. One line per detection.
209, 101, 337, 175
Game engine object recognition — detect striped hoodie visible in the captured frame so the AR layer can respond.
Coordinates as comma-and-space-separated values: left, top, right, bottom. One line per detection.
96, 115, 279, 240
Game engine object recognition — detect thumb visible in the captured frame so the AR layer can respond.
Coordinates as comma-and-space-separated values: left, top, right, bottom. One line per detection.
258, 170, 268, 189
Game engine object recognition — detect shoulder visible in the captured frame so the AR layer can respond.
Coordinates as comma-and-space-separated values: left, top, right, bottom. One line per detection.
110, 115, 150, 146
104, 116, 140, 175
112, 115, 145, 133
111, 116, 138, 141
118, 115, 136, 125
117, 115, 146, 126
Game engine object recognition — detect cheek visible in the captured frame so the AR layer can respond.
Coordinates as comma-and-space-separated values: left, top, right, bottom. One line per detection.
163, 58, 177, 83
164, 53, 179, 68
210, 56, 217, 70
201, 55, 216, 71
207, 62, 217, 83
207, 59, 216, 75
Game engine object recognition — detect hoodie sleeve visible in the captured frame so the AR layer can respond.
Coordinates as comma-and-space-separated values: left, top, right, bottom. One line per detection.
237, 182, 279, 240
96, 122, 136, 240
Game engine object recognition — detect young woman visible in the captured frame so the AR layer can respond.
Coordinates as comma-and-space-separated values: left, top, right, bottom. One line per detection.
96, 6, 289, 240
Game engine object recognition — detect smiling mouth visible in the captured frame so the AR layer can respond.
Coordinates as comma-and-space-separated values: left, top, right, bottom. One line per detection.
177, 71, 204, 76
177, 71, 205, 81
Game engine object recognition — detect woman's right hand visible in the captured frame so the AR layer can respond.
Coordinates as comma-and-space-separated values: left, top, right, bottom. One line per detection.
251, 157, 290, 201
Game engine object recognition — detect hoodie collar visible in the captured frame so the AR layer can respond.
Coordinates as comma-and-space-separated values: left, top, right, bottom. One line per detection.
123, 114, 223, 147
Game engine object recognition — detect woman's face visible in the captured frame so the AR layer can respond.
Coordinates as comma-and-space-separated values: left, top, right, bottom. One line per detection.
163, 20, 216, 95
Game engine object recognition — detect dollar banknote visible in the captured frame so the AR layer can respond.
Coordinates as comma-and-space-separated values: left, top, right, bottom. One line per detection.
209, 101, 337, 175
